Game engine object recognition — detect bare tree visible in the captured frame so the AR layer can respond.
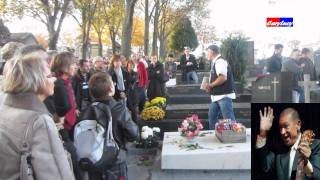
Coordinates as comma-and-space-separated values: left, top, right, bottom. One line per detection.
71, 0, 98, 59
5, 0, 72, 50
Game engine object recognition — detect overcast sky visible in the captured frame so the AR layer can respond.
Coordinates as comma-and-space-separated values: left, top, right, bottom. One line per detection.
207, 0, 320, 58
6, 0, 320, 59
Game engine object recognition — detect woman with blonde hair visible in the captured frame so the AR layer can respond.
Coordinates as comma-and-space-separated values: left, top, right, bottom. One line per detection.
0, 51, 75, 179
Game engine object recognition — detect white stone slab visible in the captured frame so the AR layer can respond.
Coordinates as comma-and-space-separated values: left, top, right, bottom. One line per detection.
161, 129, 251, 170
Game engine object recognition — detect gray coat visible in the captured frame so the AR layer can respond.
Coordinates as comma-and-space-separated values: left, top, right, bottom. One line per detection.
282, 59, 304, 90
0, 93, 75, 180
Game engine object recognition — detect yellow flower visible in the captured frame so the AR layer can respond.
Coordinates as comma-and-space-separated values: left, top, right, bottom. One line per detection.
141, 106, 165, 121
144, 101, 151, 108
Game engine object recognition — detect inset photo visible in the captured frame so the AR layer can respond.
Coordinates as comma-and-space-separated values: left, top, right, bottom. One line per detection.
252, 103, 320, 180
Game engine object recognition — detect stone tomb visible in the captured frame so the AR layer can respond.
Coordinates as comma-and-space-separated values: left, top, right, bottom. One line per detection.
161, 129, 251, 170
252, 72, 294, 103
298, 74, 318, 103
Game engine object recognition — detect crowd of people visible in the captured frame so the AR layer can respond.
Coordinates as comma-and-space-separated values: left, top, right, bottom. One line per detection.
0, 42, 177, 180
266, 44, 317, 103
0, 40, 219, 179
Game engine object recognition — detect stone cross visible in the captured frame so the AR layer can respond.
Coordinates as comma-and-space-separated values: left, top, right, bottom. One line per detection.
271, 76, 280, 102
298, 74, 317, 103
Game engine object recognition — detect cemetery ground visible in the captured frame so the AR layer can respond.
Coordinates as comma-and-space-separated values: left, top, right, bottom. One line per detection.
127, 70, 251, 180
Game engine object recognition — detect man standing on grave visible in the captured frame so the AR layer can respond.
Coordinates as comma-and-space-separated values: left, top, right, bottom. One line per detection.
299, 48, 317, 81
180, 46, 198, 84
204, 45, 236, 130
256, 107, 320, 180
267, 44, 284, 73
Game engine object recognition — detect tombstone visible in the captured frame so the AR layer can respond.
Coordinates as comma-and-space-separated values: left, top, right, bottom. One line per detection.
161, 129, 251, 170
298, 74, 318, 103
252, 72, 294, 103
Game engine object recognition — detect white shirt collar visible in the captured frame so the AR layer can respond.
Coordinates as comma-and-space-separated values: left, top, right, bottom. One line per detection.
212, 54, 222, 62
291, 133, 302, 151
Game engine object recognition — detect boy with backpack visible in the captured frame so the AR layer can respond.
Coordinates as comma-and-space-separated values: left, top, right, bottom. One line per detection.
74, 72, 139, 180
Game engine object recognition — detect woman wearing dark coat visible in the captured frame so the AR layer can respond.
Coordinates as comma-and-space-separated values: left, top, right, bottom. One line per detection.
147, 56, 166, 100
108, 55, 130, 102
125, 60, 138, 122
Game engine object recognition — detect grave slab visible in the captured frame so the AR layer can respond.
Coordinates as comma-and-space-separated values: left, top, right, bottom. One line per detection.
161, 129, 251, 170
252, 72, 293, 103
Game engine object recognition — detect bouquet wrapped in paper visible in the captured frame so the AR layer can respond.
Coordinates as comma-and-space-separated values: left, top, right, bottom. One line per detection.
215, 119, 246, 143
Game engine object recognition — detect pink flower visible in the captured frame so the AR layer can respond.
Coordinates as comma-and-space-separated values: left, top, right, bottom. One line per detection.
186, 131, 195, 139
192, 114, 199, 121
196, 123, 203, 130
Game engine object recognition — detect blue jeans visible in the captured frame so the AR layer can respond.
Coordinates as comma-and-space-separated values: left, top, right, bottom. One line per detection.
186, 71, 198, 84
208, 97, 236, 130
135, 87, 146, 112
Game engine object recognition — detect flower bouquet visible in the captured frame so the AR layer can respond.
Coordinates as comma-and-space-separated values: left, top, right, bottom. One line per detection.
144, 97, 166, 110
215, 119, 246, 143
136, 126, 161, 149
178, 114, 203, 141
141, 106, 165, 121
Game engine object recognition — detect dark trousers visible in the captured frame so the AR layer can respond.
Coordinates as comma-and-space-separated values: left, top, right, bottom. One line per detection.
135, 87, 146, 112
87, 162, 128, 180
59, 128, 84, 180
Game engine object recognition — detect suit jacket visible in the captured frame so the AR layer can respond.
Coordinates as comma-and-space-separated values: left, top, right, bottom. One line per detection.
257, 139, 320, 180
72, 69, 91, 110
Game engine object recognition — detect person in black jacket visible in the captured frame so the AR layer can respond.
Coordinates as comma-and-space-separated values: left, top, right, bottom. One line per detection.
147, 56, 166, 100
88, 72, 139, 180
180, 46, 198, 84
72, 59, 91, 112
267, 44, 284, 73
299, 48, 317, 81
125, 60, 138, 122
108, 55, 129, 103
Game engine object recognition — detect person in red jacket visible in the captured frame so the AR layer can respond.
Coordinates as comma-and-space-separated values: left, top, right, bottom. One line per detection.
133, 55, 149, 112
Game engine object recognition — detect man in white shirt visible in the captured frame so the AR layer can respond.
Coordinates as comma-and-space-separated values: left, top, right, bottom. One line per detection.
204, 44, 236, 129
256, 107, 320, 180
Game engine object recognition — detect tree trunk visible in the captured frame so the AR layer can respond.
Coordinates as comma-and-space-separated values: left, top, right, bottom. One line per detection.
109, 27, 117, 54
98, 32, 103, 56
151, 0, 160, 56
82, 22, 89, 59
121, 0, 138, 58
47, 17, 57, 50
48, 32, 58, 50
159, 33, 166, 60
44, 0, 71, 50
144, 0, 149, 56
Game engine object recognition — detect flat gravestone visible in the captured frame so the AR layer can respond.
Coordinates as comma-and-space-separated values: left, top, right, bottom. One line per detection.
161, 129, 251, 170
252, 72, 293, 103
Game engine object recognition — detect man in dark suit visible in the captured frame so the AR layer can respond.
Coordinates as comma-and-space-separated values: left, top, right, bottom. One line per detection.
180, 46, 198, 84
256, 107, 320, 180
267, 44, 284, 73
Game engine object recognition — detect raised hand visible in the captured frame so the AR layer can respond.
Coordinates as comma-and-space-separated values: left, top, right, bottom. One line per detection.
259, 107, 274, 137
